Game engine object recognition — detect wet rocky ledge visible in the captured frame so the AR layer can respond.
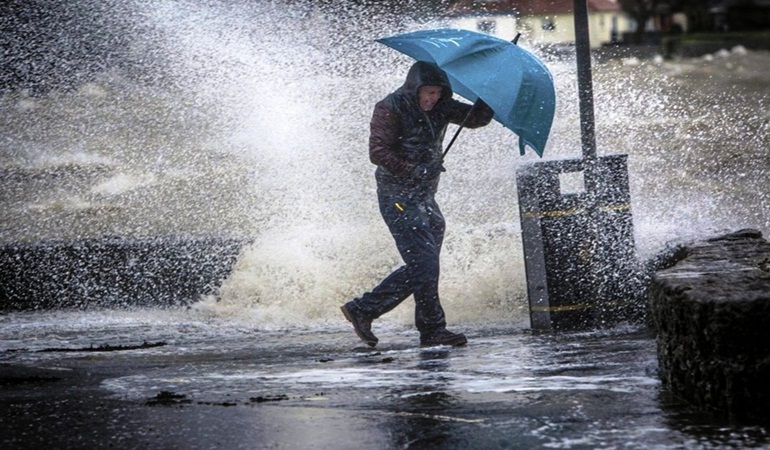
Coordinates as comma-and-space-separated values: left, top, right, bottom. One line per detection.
0, 235, 250, 310
650, 229, 770, 419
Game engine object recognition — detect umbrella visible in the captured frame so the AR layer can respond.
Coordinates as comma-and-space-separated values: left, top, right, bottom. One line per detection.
377, 28, 555, 157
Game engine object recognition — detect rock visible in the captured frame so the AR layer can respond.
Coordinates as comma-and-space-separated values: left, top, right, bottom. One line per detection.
0, 235, 250, 310
650, 229, 770, 419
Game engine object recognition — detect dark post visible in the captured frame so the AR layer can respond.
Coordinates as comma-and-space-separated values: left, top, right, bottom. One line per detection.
573, 0, 602, 324
573, 0, 598, 164
516, 1, 640, 330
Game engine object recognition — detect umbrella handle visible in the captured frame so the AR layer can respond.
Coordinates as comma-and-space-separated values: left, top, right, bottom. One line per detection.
442, 100, 480, 159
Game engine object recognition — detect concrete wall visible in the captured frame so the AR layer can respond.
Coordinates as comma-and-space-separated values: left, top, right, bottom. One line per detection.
650, 229, 770, 419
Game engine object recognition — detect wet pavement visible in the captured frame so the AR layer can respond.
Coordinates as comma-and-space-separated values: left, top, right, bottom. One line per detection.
3, 317, 769, 449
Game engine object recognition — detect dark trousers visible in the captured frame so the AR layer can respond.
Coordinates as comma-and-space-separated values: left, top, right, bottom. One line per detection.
353, 189, 447, 335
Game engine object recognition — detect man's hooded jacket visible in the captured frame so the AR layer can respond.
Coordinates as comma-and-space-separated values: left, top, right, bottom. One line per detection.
369, 61, 493, 196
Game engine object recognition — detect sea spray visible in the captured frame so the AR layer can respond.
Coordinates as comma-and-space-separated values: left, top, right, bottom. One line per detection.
1, 1, 768, 326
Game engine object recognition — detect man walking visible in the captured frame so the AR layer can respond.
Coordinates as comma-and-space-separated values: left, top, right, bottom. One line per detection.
342, 61, 493, 348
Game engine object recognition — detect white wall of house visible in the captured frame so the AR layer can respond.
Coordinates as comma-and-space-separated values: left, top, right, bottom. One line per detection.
451, 16, 520, 41
519, 13, 576, 46
589, 11, 628, 45
449, 11, 633, 48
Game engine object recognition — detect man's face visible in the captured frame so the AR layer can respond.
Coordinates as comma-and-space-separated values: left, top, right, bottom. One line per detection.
418, 85, 443, 111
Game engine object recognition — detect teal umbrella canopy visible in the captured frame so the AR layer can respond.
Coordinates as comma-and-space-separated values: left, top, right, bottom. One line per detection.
377, 28, 555, 157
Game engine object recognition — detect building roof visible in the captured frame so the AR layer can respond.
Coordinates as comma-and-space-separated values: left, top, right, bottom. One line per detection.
447, 0, 621, 17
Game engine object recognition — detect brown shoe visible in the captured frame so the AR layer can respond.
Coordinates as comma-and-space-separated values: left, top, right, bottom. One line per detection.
340, 303, 378, 347
420, 329, 467, 347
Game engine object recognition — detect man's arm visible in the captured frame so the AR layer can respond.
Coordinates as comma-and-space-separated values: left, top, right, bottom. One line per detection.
369, 101, 412, 176
448, 98, 494, 129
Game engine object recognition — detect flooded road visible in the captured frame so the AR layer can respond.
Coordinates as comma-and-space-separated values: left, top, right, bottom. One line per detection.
2, 312, 769, 449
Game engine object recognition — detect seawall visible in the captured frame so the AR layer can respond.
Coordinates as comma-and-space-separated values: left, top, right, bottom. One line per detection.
0, 235, 250, 310
650, 229, 770, 419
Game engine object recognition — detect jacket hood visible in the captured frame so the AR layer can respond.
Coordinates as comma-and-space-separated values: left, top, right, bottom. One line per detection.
399, 61, 453, 104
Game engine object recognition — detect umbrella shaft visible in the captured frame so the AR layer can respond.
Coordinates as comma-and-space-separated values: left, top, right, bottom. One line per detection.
442, 101, 478, 158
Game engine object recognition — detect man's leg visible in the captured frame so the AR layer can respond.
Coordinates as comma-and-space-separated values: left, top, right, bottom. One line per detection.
342, 264, 413, 347
400, 198, 467, 347
341, 194, 416, 346
351, 266, 413, 318
343, 194, 463, 346
383, 197, 447, 334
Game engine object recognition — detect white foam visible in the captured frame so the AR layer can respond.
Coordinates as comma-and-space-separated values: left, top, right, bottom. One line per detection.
91, 172, 157, 196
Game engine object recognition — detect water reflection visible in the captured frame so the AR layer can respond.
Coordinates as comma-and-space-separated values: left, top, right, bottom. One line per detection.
388, 349, 459, 449
659, 390, 770, 448
3, 314, 770, 448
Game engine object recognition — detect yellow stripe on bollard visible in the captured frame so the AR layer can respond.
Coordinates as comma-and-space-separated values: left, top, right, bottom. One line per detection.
521, 203, 630, 219
530, 299, 634, 313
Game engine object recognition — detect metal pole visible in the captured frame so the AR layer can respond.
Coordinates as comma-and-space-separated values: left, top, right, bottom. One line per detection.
573, 0, 597, 163
573, 0, 599, 208
574, 0, 601, 325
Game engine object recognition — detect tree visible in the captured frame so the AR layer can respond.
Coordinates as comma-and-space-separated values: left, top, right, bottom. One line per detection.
618, 0, 666, 43
669, 0, 720, 32
620, 1, 721, 35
